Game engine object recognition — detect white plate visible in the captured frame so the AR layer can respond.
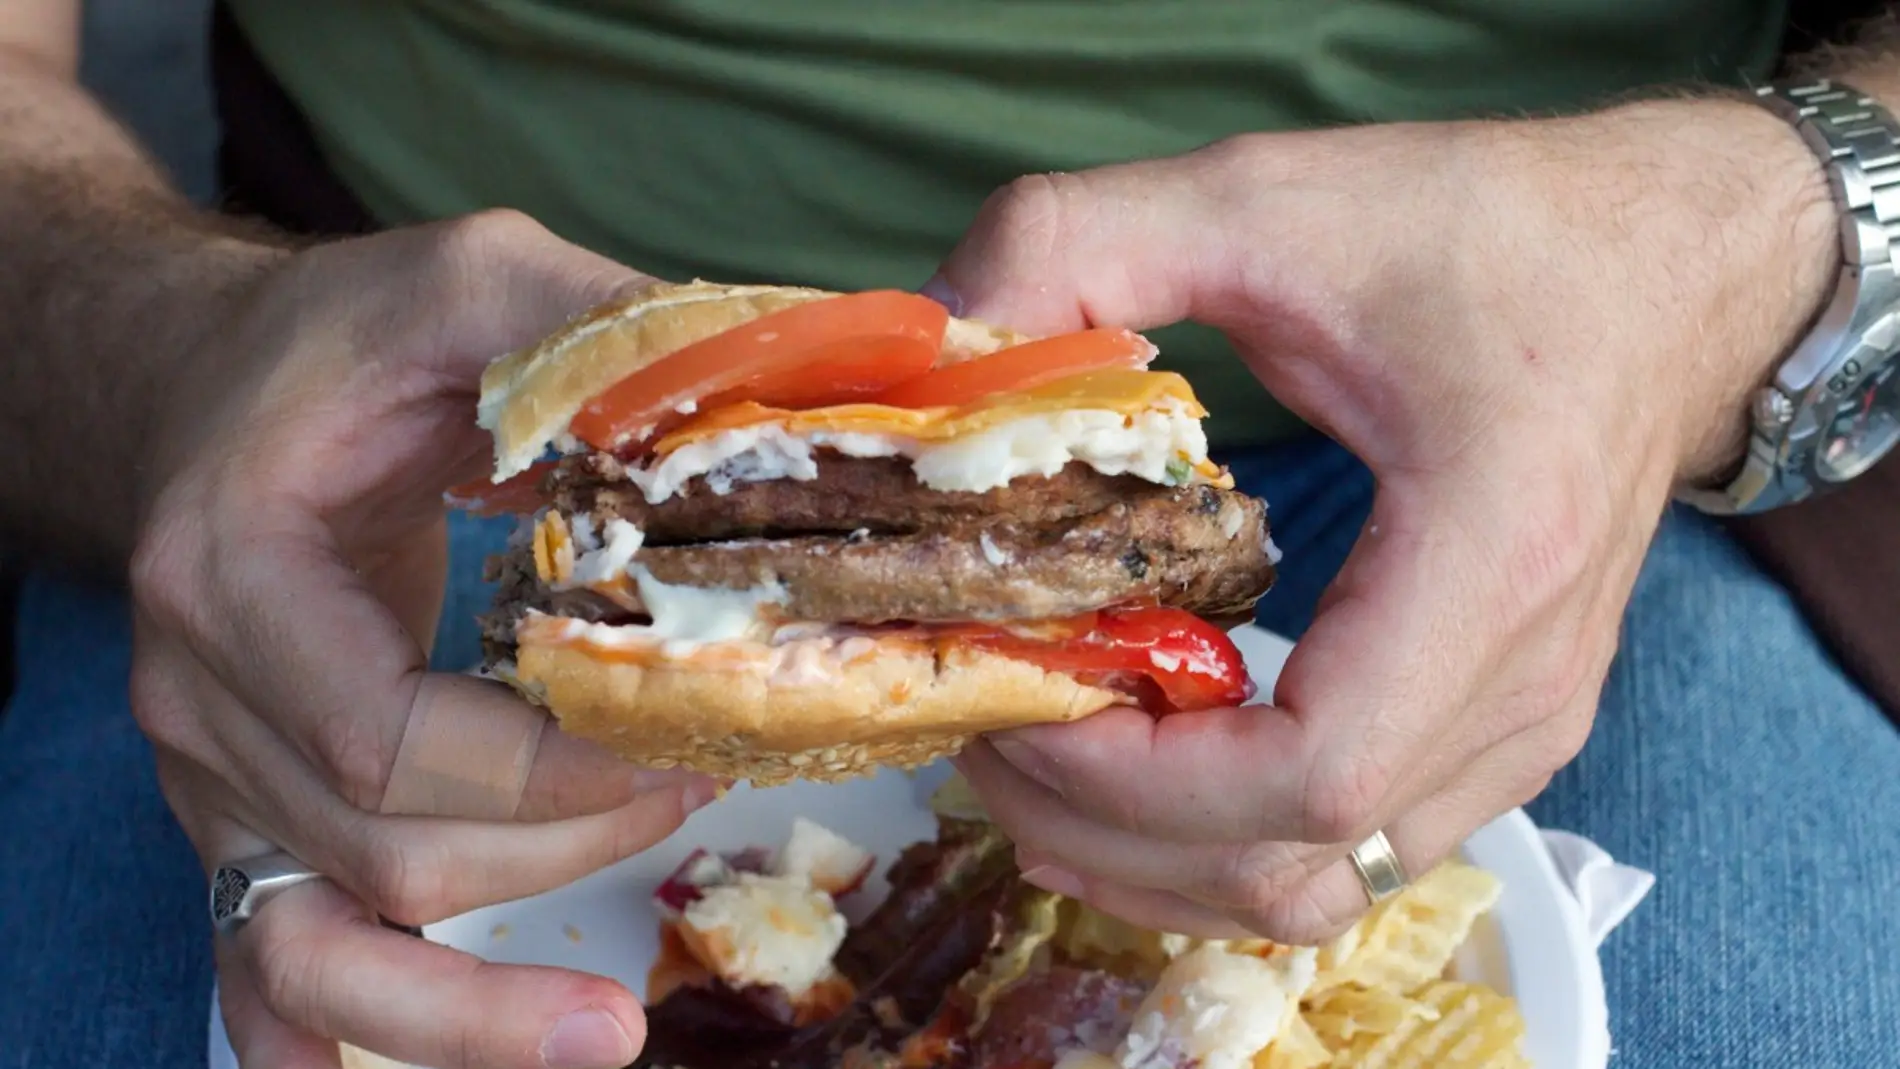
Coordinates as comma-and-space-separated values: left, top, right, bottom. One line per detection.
211, 626, 1608, 1069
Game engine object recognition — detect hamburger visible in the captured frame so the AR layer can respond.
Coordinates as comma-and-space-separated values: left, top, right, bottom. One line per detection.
455, 281, 1279, 784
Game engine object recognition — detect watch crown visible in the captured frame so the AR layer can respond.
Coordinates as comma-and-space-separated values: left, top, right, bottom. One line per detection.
1751, 388, 1796, 431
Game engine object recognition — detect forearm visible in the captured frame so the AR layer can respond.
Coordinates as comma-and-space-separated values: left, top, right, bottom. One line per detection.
0, 49, 292, 576
1480, 11, 1900, 492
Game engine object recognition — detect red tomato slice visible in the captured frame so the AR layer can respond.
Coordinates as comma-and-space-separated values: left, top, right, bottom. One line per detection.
952, 606, 1254, 714
569, 291, 949, 451
445, 460, 558, 517
695, 332, 939, 413
866, 327, 1156, 410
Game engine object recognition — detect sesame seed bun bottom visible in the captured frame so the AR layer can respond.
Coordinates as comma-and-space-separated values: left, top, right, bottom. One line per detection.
507, 631, 1124, 786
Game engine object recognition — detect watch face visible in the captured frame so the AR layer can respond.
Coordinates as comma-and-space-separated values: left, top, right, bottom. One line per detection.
1818, 356, 1900, 482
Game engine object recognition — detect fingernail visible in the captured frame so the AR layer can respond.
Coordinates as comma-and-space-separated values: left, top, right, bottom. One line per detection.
630, 766, 695, 793
917, 274, 964, 316
1019, 864, 1085, 899
541, 1008, 634, 1069
990, 736, 1061, 794
629, 769, 721, 814
681, 776, 721, 814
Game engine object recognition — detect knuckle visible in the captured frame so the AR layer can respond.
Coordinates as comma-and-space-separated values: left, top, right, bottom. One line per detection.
129, 511, 205, 638
1217, 843, 1308, 917
250, 916, 329, 1031
973, 172, 1077, 265
1299, 754, 1389, 844
1544, 698, 1598, 767
308, 708, 397, 811
363, 832, 449, 926
442, 206, 547, 253
423, 208, 552, 285
1513, 769, 1559, 810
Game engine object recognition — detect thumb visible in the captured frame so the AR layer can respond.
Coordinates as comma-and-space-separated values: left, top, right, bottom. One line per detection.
926, 157, 1243, 336
365, 209, 662, 382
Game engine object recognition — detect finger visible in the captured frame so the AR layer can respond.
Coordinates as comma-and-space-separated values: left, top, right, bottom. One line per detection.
360, 513, 450, 656
220, 938, 345, 1069
200, 789, 345, 1069
927, 155, 1242, 337
1211, 720, 1567, 946
321, 210, 659, 385
187, 535, 708, 824
237, 878, 644, 1069
982, 702, 1316, 846
157, 675, 708, 925
978, 704, 1570, 947
954, 741, 1329, 900
193, 742, 704, 927
1016, 736, 1545, 948
383, 673, 707, 824
354, 787, 705, 925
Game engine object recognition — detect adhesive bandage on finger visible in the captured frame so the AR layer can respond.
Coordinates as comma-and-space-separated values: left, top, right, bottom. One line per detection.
379, 674, 545, 820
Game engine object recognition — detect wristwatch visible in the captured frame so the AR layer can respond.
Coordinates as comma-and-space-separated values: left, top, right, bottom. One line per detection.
1684, 79, 1900, 515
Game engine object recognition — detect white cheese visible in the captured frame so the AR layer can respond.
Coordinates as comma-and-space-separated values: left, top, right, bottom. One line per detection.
617, 402, 1209, 504
909, 403, 1208, 494
565, 517, 644, 587
979, 531, 1011, 567
626, 424, 821, 503
1115, 945, 1318, 1069
808, 430, 906, 459
628, 565, 788, 646
680, 873, 848, 996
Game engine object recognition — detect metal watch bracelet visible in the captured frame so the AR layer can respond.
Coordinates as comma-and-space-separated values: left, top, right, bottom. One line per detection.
1682, 79, 1900, 515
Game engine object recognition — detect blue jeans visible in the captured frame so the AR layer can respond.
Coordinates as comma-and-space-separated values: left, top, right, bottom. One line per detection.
2, 433, 1896, 1068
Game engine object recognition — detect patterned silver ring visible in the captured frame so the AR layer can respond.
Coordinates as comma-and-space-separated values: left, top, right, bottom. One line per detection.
210, 850, 324, 938
1347, 830, 1410, 906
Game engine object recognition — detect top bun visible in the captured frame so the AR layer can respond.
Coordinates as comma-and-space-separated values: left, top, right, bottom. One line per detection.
478, 281, 1029, 481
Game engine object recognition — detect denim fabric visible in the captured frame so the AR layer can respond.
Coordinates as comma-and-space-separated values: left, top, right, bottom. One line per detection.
1, 432, 1896, 1067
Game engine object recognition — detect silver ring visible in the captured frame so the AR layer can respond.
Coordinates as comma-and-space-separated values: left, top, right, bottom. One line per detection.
210, 850, 323, 938
1347, 830, 1410, 905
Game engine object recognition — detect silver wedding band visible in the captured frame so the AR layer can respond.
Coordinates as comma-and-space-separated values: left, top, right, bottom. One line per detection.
209, 850, 324, 938
1347, 829, 1410, 905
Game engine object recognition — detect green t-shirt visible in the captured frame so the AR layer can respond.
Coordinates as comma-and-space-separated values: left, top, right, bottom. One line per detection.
225, 0, 1787, 448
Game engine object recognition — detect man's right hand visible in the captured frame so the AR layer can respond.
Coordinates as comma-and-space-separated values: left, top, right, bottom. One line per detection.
129, 210, 713, 1069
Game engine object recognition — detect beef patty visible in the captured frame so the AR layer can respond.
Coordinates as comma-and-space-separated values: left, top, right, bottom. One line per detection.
551, 455, 1173, 542
483, 460, 1275, 655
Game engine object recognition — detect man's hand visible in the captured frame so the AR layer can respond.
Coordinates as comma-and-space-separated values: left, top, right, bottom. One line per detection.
130, 210, 713, 1069
935, 96, 1837, 943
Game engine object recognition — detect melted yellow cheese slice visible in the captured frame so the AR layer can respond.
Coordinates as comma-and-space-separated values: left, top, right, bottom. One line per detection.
653, 369, 1209, 455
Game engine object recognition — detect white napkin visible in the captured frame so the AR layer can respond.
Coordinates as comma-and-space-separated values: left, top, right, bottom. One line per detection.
1538, 829, 1655, 949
